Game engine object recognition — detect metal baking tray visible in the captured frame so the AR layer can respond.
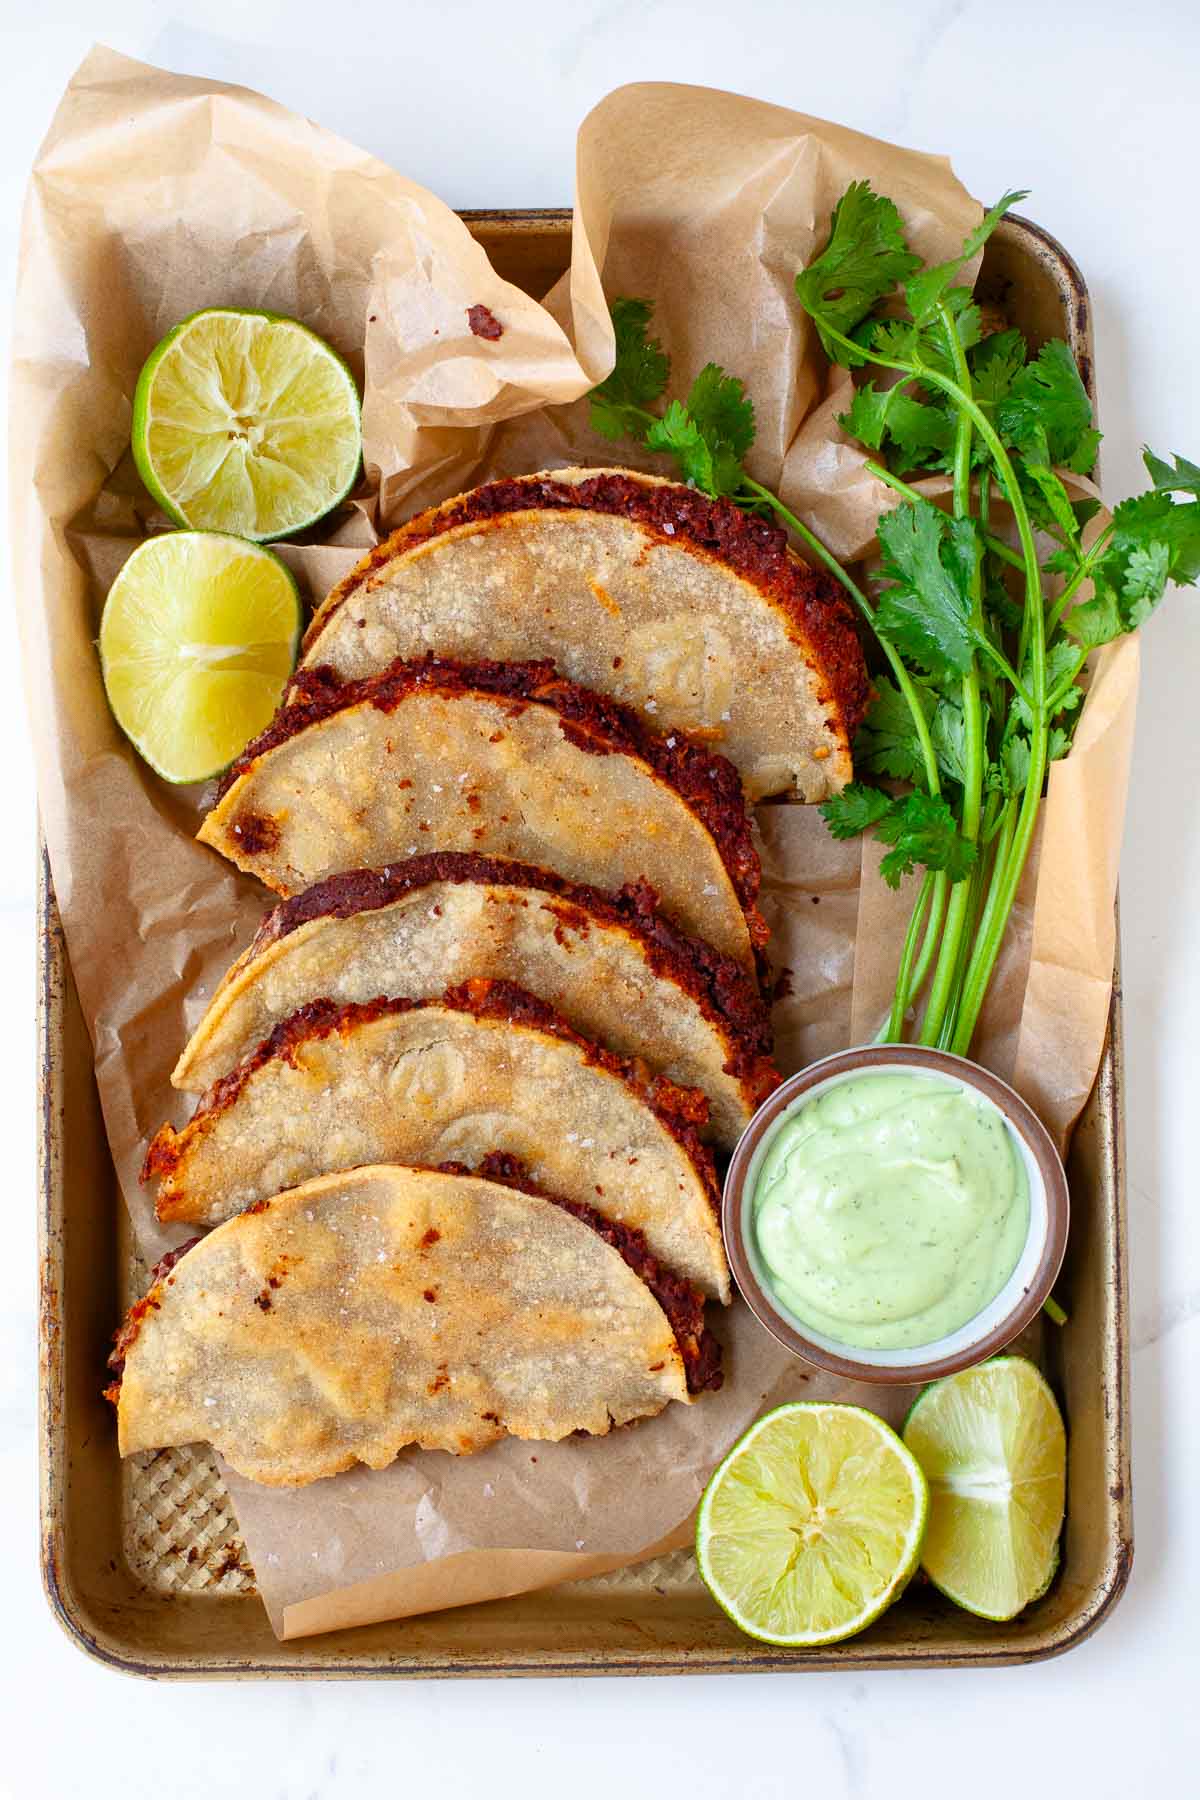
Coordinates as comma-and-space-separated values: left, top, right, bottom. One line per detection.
37, 211, 1132, 1677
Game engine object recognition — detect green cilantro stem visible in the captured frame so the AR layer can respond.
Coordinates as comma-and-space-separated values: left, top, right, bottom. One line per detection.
949, 795, 1018, 1046
940, 830, 997, 1051
888, 870, 934, 1040
861, 461, 925, 507
904, 871, 949, 1014
985, 536, 1024, 571
952, 763, 1045, 1053
919, 306, 986, 1048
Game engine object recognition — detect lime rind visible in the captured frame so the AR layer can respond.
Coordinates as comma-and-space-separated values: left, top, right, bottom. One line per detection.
695, 1401, 928, 1648
99, 530, 301, 784
902, 1355, 1066, 1622
131, 307, 362, 542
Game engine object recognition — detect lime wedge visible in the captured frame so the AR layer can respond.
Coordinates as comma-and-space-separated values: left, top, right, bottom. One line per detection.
132, 307, 361, 541
99, 532, 301, 784
902, 1356, 1066, 1621
695, 1402, 927, 1647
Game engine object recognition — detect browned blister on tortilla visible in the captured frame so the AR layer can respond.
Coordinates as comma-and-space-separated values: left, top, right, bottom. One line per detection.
146, 980, 729, 1300
297, 468, 868, 801
198, 657, 765, 970
110, 1163, 713, 1487
172, 854, 779, 1147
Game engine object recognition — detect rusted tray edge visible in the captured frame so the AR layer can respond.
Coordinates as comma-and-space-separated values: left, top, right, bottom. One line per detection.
36, 208, 1132, 1677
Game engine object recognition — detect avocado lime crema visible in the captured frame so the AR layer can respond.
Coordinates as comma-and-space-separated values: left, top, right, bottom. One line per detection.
749, 1071, 1030, 1351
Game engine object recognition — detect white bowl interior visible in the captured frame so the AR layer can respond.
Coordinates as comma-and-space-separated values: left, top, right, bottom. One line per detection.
739, 1059, 1050, 1370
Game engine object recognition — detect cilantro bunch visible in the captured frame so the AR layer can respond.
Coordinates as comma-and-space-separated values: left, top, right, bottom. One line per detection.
588, 186, 1199, 1055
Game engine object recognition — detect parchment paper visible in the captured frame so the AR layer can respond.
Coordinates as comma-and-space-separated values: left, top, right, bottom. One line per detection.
11, 49, 1137, 1640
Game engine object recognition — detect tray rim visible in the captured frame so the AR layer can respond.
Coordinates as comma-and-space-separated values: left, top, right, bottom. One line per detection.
36, 208, 1133, 1679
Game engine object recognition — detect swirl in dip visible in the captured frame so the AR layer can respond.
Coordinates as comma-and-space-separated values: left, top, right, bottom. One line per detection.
749, 1070, 1030, 1352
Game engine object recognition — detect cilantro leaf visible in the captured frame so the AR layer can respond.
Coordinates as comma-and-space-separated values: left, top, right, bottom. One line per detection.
839, 381, 892, 449
904, 191, 1028, 327
971, 328, 1027, 405
942, 512, 982, 594
589, 396, 638, 443
1004, 731, 1033, 795
1122, 540, 1170, 623
840, 380, 955, 468
996, 340, 1098, 471
1109, 489, 1200, 588
988, 730, 1031, 797
931, 698, 968, 788
983, 562, 1024, 632
1062, 426, 1103, 477
684, 362, 756, 460
875, 792, 977, 888
1048, 724, 1072, 762
874, 501, 976, 678
644, 401, 718, 494
644, 408, 739, 498
868, 317, 921, 364
1019, 432, 1083, 542
589, 298, 670, 441
854, 673, 937, 785
795, 182, 922, 365
820, 782, 894, 840
1143, 447, 1200, 497
641, 363, 756, 498
1065, 582, 1122, 649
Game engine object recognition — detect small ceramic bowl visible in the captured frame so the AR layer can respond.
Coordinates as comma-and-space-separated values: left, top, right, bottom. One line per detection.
722, 1044, 1070, 1385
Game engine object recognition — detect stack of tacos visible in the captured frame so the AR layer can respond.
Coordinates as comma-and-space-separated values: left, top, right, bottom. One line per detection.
111, 468, 866, 1486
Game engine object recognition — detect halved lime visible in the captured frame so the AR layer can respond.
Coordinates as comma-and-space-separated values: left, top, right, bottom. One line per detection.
132, 308, 361, 541
99, 532, 301, 783
902, 1356, 1066, 1621
695, 1402, 927, 1647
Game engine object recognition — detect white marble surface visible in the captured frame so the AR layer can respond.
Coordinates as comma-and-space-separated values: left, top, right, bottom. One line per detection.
2, 2, 1198, 1794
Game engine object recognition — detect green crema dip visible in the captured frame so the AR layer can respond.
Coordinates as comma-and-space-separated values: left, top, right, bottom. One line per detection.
750, 1071, 1030, 1351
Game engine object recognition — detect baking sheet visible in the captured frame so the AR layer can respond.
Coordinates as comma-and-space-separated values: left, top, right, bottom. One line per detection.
36, 209, 1131, 1675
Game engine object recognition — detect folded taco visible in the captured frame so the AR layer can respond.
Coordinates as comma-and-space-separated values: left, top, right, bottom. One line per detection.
198, 658, 764, 970
146, 979, 729, 1299
108, 1158, 722, 1487
297, 468, 868, 801
171, 854, 778, 1147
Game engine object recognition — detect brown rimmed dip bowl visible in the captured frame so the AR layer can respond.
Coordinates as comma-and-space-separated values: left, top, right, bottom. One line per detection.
723, 1044, 1070, 1386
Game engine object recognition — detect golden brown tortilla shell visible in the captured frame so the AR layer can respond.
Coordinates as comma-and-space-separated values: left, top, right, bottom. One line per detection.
172, 873, 770, 1146
115, 1165, 688, 1486
301, 468, 856, 801
198, 684, 755, 967
150, 996, 729, 1299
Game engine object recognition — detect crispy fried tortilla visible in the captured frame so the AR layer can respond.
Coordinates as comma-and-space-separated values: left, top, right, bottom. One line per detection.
109, 1161, 720, 1486
146, 980, 729, 1299
298, 468, 868, 801
198, 658, 764, 970
171, 855, 778, 1146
